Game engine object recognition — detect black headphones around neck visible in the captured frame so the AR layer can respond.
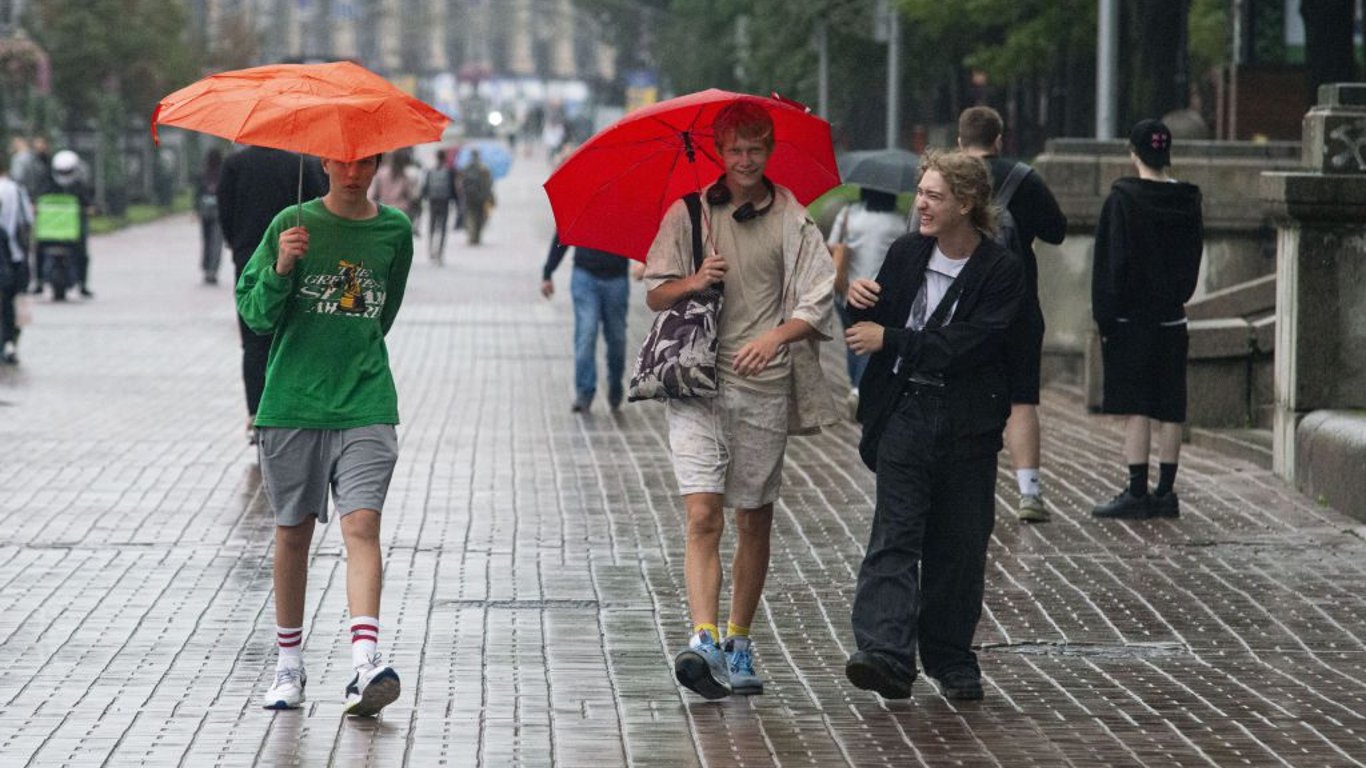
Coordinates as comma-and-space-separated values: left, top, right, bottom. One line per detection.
705, 175, 776, 222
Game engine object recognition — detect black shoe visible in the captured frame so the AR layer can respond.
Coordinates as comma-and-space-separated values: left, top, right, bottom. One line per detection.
1151, 490, 1180, 518
845, 651, 914, 700
571, 398, 590, 413
931, 668, 984, 700
1091, 490, 1153, 519
79, 287, 93, 298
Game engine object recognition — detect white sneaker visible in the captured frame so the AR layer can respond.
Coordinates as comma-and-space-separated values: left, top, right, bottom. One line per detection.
343, 655, 401, 717
262, 663, 307, 710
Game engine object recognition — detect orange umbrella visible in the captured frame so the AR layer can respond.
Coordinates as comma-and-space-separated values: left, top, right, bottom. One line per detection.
151, 61, 449, 161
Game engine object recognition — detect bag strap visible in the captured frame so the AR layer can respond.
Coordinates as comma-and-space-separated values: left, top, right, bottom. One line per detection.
683, 192, 703, 273
994, 162, 1031, 209
922, 269, 966, 330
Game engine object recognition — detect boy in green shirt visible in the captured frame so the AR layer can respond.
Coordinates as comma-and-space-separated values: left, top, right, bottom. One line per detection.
236, 153, 413, 716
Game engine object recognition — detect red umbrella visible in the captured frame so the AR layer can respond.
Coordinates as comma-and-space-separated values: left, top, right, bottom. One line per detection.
543, 89, 840, 262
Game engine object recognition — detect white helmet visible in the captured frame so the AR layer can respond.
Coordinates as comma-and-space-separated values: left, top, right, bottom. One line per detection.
52, 149, 80, 175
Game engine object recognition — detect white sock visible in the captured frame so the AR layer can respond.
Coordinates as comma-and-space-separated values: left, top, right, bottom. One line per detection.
1016, 469, 1041, 497
350, 615, 379, 669
276, 625, 304, 669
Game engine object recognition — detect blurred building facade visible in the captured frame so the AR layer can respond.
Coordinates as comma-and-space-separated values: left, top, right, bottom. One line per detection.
186, 0, 613, 84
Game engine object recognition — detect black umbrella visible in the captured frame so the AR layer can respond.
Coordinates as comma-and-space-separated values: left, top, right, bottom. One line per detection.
836, 148, 920, 194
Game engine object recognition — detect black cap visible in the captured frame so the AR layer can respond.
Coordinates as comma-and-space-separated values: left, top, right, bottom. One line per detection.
1129, 118, 1172, 169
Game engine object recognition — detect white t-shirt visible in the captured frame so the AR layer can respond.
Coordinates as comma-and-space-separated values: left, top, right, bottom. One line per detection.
893, 244, 969, 373
828, 202, 904, 285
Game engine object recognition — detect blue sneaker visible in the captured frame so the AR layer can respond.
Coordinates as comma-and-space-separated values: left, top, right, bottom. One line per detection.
673, 630, 731, 700
723, 637, 764, 695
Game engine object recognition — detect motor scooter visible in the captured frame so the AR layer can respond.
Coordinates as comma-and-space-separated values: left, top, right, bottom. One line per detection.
33, 193, 82, 302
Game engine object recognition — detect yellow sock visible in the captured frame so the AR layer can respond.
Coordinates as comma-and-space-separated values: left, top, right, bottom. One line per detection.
693, 623, 719, 640
726, 622, 750, 639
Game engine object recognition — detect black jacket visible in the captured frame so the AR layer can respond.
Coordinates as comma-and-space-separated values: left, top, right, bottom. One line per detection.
984, 156, 1067, 296
1092, 177, 1203, 329
851, 233, 1024, 462
218, 147, 328, 261
543, 232, 629, 280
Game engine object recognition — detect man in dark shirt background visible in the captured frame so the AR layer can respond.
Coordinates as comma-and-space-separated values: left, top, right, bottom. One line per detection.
956, 106, 1068, 523
541, 233, 639, 413
218, 145, 328, 443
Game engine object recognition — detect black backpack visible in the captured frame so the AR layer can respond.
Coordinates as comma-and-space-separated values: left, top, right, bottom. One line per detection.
992, 162, 1031, 258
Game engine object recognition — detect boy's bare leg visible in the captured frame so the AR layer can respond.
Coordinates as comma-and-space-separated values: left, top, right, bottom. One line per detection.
1004, 404, 1041, 470
728, 504, 774, 631
340, 509, 383, 618
1156, 421, 1183, 464
1122, 415, 1152, 465
683, 493, 725, 629
274, 518, 316, 628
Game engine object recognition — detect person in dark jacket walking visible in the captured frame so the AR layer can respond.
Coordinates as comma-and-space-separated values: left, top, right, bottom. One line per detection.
194, 148, 225, 284
956, 106, 1067, 523
541, 233, 637, 412
1090, 119, 1204, 520
842, 150, 1024, 702
219, 146, 328, 443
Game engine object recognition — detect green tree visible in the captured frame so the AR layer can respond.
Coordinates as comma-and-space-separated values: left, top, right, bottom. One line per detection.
26, 0, 198, 128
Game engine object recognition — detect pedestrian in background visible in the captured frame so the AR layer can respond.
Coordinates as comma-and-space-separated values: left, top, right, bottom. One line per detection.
843, 150, 1023, 702
237, 152, 412, 716
541, 232, 637, 412
49, 150, 94, 299
1090, 119, 1204, 520
460, 149, 495, 245
194, 148, 225, 284
644, 100, 837, 700
827, 186, 904, 416
0, 154, 33, 364
955, 106, 1067, 523
219, 145, 328, 444
421, 149, 458, 264
370, 150, 421, 229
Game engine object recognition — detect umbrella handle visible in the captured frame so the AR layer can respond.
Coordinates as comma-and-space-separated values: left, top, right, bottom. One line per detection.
295, 154, 304, 229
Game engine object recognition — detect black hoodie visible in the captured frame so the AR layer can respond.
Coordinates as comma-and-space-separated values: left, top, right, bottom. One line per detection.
1091, 177, 1203, 329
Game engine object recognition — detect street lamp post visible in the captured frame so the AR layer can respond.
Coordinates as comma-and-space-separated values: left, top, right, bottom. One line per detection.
1096, 0, 1118, 138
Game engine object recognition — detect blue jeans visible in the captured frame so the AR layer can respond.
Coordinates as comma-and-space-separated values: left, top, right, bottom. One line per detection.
836, 301, 869, 389
571, 267, 628, 404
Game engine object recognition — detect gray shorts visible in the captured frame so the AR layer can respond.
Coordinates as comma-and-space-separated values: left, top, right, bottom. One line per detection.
665, 384, 789, 509
258, 424, 399, 526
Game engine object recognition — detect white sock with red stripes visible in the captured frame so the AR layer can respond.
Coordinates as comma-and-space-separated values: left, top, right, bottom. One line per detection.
276, 625, 304, 669
350, 616, 379, 669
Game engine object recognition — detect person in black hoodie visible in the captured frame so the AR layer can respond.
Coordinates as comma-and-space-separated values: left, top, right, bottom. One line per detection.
843, 150, 1023, 701
1090, 119, 1204, 519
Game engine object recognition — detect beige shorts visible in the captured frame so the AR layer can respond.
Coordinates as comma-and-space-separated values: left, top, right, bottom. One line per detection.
665, 384, 789, 509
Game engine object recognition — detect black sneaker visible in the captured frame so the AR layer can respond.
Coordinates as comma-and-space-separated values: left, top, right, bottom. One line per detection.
931, 668, 984, 700
844, 651, 914, 700
1151, 490, 1180, 518
1091, 490, 1153, 519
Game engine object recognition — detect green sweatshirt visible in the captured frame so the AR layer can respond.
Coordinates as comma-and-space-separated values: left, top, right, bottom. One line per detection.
236, 199, 413, 429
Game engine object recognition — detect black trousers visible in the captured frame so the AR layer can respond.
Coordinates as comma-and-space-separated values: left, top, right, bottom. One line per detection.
851, 384, 998, 681
232, 249, 272, 415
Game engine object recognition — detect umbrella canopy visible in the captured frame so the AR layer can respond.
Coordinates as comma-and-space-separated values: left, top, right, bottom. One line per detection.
837, 148, 920, 194
151, 61, 449, 162
457, 140, 513, 180
543, 89, 840, 262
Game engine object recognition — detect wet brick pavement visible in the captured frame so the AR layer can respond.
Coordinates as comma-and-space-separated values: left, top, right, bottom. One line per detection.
2, 153, 1365, 767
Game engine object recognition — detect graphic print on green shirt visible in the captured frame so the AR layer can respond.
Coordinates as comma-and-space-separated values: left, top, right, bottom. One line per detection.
236, 199, 414, 430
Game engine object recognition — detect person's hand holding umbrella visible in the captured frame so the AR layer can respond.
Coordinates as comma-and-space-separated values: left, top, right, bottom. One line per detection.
275, 226, 310, 276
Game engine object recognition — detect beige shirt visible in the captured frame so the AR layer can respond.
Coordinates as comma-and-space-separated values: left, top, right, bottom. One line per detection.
712, 194, 790, 393
645, 185, 839, 434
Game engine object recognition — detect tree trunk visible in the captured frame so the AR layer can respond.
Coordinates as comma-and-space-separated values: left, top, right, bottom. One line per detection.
1128, 0, 1191, 121
1301, 0, 1358, 94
